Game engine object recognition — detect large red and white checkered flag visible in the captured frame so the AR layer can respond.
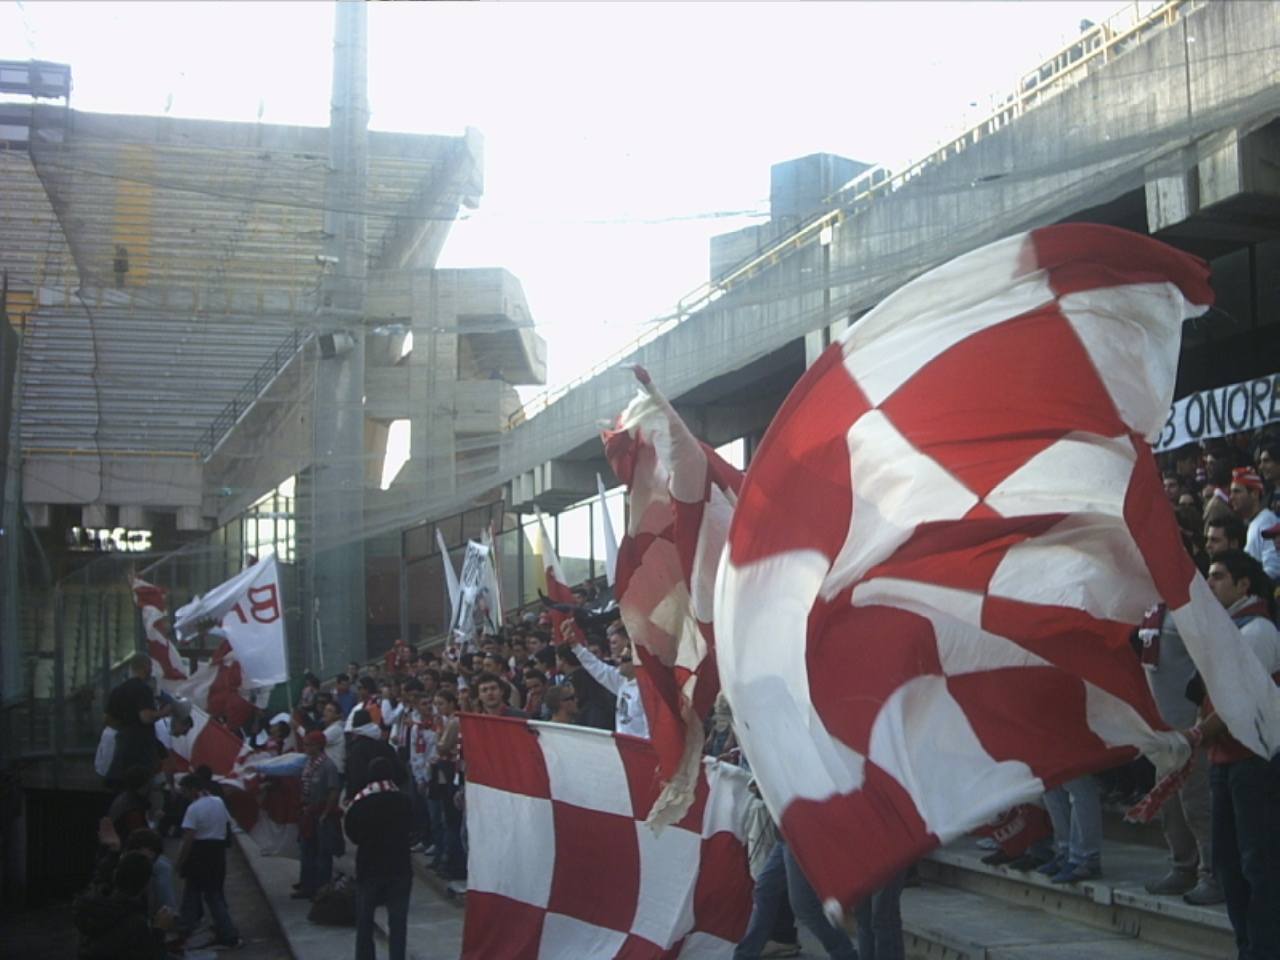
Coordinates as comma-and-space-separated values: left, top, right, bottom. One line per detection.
716, 224, 1280, 912
603, 370, 743, 826
460, 714, 754, 960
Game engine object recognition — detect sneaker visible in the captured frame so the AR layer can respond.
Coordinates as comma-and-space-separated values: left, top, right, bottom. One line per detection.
1051, 861, 1102, 885
446, 879, 468, 896
1036, 855, 1067, 877
211, 937, 243, 950
1183, 876, 1225, 906
1145, 870, 1197, 896
976, 837, 999, 851
1008, 850, 1054, 873
760, 943, 801, 959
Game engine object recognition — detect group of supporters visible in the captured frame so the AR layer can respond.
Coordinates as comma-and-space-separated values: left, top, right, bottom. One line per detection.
71, 425, 1280, 960
81, 654, 243, 957
973, 429, 1280, 960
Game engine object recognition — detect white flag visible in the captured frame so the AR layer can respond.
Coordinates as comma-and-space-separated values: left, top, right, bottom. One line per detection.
174, 554, 289, 687
597, 473, 618, 588
436, 528, 461, 628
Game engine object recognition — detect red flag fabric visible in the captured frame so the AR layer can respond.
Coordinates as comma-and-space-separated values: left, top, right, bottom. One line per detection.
166, 701, 247, 779
535, 510, 584, 646
715, 224, 1280, 912
603, 370, 743, 826
131, 577, 189, 682
971, 804, 1053, 858
459, 714, 754, 960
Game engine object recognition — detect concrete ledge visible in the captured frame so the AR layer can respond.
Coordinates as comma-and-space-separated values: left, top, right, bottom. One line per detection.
900, 884, 1204, 960
923, 839, 1233, 959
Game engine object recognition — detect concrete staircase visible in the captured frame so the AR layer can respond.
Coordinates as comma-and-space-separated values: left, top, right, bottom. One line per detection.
901, 833, 1233, 960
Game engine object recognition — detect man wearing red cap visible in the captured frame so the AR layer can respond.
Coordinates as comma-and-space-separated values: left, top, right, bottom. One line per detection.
1229, 467, 1280, 579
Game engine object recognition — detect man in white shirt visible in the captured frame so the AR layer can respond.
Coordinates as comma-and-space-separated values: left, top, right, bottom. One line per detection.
565, 621, 649, 740
1230, 467, 1280, 579
175, 774, 240, 948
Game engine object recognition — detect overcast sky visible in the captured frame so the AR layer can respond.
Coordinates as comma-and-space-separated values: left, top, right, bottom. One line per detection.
2, 0, 1125, 399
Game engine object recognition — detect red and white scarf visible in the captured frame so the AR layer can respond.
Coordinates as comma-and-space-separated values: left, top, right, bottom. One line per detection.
351, 779, 398, 805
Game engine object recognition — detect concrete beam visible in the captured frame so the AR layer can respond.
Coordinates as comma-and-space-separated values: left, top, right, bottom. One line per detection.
118, 505, 152, 529
373, 127, 483, 272
176, 506, 211, 532
507, 458, 604, 514
81, 504, 114, 528
24, 503, 51, 528
1199, 123, 1280, 208
23, 455, 203, 509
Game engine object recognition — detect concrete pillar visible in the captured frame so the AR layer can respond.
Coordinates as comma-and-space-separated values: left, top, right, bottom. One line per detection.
310, 0, 369, 669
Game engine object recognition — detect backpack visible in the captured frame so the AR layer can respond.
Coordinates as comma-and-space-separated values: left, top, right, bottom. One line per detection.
307, 872, 357, 926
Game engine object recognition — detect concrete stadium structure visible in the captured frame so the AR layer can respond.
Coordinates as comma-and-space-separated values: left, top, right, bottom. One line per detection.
2, 0, 1280, 946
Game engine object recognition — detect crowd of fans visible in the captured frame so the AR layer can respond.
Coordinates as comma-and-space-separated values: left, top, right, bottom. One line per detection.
969, 429, 1280, 959
70, 425, 1280, 959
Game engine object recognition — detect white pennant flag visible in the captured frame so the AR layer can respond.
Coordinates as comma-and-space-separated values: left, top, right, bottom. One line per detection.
174, 554, 289, 687
436, 528, 461, 629
597, 473, 618, 588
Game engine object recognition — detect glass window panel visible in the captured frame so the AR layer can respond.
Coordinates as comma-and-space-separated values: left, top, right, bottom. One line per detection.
557, 503, 592, 589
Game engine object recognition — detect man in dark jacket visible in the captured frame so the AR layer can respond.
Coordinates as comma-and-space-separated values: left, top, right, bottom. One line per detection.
74, 850, 168, 959
345, 757, 412, 960
556, 646, 615, 730
345, 709, 406, 802
104, 654, 170, 787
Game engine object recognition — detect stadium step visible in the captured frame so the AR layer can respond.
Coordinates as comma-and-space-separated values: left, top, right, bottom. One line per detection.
901, 884, 1206, 959
909, 838, 1233, 960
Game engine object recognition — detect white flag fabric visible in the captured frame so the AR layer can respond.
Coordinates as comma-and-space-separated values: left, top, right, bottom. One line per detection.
437, 528, 461, 628
597, 473, 620, 588
174, 554, 288, 687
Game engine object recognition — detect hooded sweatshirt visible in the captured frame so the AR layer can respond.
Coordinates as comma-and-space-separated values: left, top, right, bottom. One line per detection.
344, 723, 405, 801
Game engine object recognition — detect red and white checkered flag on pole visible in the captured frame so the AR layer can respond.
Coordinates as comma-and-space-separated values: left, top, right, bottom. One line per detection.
131, 576, 189, 682
716, 224, 1280, 913
460, 714, 754, 959
603, 369, 743, 826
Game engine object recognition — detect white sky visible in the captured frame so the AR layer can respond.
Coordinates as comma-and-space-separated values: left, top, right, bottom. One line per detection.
2, 0, 1124, 400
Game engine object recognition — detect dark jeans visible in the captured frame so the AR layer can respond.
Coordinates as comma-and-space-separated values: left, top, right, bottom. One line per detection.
179, 874, 238, 943
854, 870, 907, 960
1211, 756, 1280, 960
435, 781, 465, 880
356, 874, 411, 960
299, 833, 333, 895
734, 841, 856, 959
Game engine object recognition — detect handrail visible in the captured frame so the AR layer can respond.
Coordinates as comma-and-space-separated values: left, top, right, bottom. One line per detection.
195, 327, 311, 461
22, 447, 199, 460
508, 0, 1191, 428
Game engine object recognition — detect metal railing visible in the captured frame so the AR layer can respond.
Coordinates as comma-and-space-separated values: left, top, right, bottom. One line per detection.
195, 327, 311, 461
508, 0, 1193, 428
